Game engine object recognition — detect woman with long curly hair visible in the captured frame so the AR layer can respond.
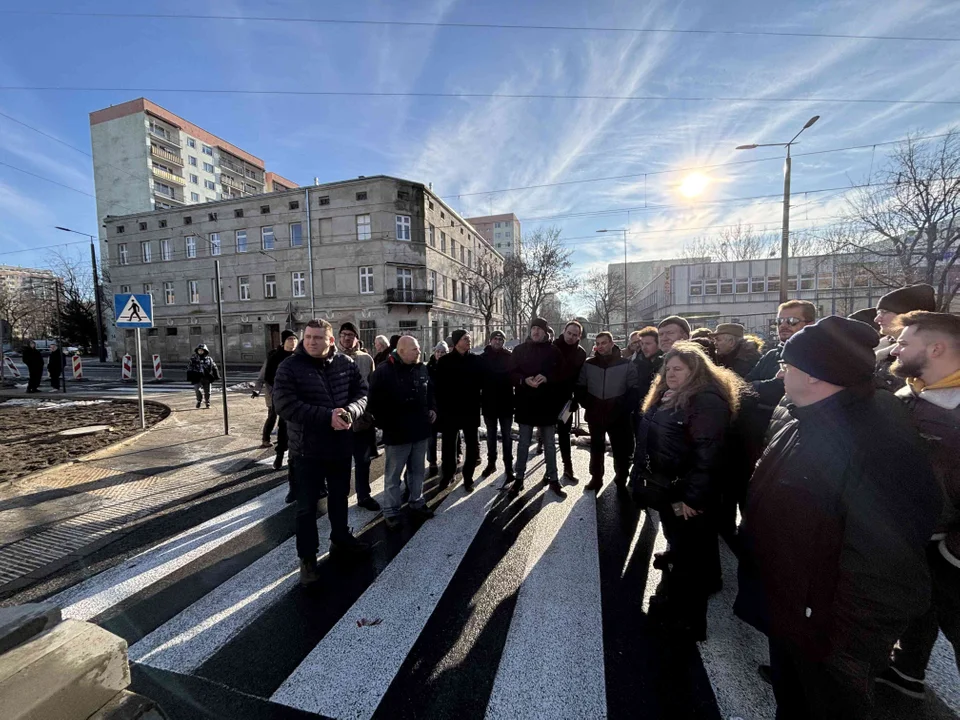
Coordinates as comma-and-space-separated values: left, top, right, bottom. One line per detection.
635, 340, 745, 640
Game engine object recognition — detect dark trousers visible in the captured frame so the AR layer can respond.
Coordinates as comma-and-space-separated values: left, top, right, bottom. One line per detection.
261, 406, 288, 453
194, 381, 211, 404
769, 638, 876, 720
658, 510, 717, 630
27, 366, 42, 392
49, 371, 61, 390
587, 421, 634, 482
352, 427, 374, 501
892, 541, 960, 679
556, 414, 573, 471
441, 424, 479, 482
483, 411, 513, 469
292, 454, 351, 558
426, 430, 438, 467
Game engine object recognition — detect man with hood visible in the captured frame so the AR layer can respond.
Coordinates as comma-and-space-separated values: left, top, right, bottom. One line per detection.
253, 329, 297, 476
187, 343, 219, 409
480, 330, 514, 483
339, 322, 380, 512
874, 283, 937, 393
714, 323, 761, 378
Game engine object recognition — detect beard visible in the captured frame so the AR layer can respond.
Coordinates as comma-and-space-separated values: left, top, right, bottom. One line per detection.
892, 355, 926, 379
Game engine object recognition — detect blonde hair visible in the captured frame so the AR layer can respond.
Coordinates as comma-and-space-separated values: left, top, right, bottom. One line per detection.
743, 333, 766, 353
642, 340, 745, 417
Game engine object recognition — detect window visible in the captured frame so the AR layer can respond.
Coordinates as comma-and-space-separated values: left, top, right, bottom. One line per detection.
451, 239, 457, 257
115, 225, 125, 234
141, 241, 152, 263
164, 281, 175, 305
429, 224, 436, 247
440, 211, 445, 219
397, 190, 410, 200
440, 232, 447, 252
289, 222, 303, 247
186, 236, 197, 258
359, 320, 376, 350
468, 249, 473, 267
160, 238, 172, 261
260, 205, 270, 215
428, 201, 434, 210
210, 232, 221, 256
818, 274, 833, 290
240, 324, 253, 334
184, 216, 192, 225
735, 278, 749, 294
189, 280, 200, 304
204, 180, 216, 190
188, 156, 197, 166
396, 214, 411, 241
318, 195, 330, 206
143, 282, 153, 296
292, 271, 306, 298
689, 280, 703, 296
356, 191, 367, 201
720, 279, 733, 294
321, 268, 336, 294
202, 144, 213, 156
800, 273, 815, 291
187, 138, 196, 149
356, 214, 371, 240
118, 243, 128, 265
460, 247, 466, 264
397, 267, 413, 290
264, 274, 277, 299
429, 270, 437, 291
751, 277, 765, 293
166, 327, 178, 337
139, 222, 147, 231
398, 320, 417, 332
704, 280, 718, 295
235, 208, 244, 218
261, 226, 275, 250
119, 284, 131, 294
289, 200, 300, 210
208, 212, 217, 222
147, 328, 158, 337
190, 326, 202, 336
767, 276, 781, 293
191, 192, 200, 202
359, 266, 374, 294
239, 276, 250, 301
203, 162, 214, 173
190, 174, 199, 184
451, 278, 458, 300
236, 230, 247, 253
159, 219, 167, 228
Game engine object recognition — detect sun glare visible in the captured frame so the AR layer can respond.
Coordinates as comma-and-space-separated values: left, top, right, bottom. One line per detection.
679, 173, 710, 198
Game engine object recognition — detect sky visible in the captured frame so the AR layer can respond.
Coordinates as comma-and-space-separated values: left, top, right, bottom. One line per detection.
1, 0, 959, 289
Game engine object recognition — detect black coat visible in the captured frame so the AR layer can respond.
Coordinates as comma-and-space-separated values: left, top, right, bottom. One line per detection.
48, 350, 66, 376
22, 346, 43, 372
636, 384, 731, 511
510, 339, 564, 427
734, 384, 941, 663
480, 346, 514, 417
745, 344, 785, 410
263, 346, 293, 386
273, 345, 368, 458
367, 353, 435, 445
434, 349, 483, 430
633, 350, 663, 407
553, 337, 587, 413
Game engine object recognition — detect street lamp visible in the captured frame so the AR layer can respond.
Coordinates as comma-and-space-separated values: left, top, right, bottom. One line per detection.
735, 114, 820, 303
596, 228, 629, 337
55, 227, 106, 362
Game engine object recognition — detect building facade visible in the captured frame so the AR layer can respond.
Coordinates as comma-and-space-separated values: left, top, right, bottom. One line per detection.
102, 176, 506, 363
465, 213, 522, 257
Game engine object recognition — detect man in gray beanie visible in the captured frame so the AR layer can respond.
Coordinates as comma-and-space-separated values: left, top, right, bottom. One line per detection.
874, 283, 937, 392
734, 316, 941, 719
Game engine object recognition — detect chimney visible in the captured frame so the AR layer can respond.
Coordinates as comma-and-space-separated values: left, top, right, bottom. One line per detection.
313, 177, 319, 186
428, 182, 433, 191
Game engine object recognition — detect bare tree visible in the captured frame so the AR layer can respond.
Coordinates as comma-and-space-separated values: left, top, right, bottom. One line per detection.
582, 268, 625, 329
0, 284, 38, 345
826, 131, 960, 310
517, 226, 579, 326
458, 243, 505, 340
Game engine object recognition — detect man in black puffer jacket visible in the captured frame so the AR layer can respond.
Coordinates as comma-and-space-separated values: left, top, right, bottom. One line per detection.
480, 331, 514, 482
253, 329, 298, 476
273, 319, 370, 586
553, 321, 587, 484
434, 329, 483, 492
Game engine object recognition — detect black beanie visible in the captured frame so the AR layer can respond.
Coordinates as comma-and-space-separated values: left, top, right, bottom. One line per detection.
658, 315, 691, 337
530, 317, 549, 332
450, 329, 468, 347
847, 308, 880, 332
877, 284, 936, 314
339, 321, 359, 336
781, 316, 879, 387
281, 329, 296, 342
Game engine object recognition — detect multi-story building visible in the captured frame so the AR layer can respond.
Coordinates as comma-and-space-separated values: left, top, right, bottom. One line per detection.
102, 176, 506, 363
0, 265, 59, 342
465, 213, 522, 257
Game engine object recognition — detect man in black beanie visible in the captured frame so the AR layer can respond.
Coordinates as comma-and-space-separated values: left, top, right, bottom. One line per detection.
433, 329, 483, 492
874, 283, 937, 392
734, 316, 941, 720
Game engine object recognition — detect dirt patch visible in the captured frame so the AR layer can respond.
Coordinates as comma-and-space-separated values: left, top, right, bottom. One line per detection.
0, 399, 169, 483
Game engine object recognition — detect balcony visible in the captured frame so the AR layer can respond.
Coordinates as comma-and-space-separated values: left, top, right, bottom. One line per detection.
220, 174, 243, 191
148, 126, 180, 149
385, 288, 434, 308
150, 144, 183, 166
153, 187, 185, 205
220, 158, 245, 176
152, 166, 186, 186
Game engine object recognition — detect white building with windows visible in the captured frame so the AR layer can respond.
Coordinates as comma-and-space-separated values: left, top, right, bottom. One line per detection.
465, 213, 522, 257
103, 176, 506, 363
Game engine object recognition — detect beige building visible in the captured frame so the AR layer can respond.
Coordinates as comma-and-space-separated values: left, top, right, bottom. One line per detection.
0, 265, 59, 342
103, 176, 506, 363
465, 213, 522, 257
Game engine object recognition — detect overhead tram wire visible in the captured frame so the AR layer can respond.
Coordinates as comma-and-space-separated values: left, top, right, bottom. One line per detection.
3, 10, 959, 43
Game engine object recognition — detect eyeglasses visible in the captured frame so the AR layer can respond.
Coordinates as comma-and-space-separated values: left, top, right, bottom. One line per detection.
776, 317, 805, 327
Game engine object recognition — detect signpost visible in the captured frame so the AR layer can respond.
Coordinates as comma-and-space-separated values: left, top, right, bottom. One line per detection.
114, 293, 153, 429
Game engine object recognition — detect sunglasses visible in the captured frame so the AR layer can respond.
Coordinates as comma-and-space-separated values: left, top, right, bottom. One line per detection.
776, 317, 805, 327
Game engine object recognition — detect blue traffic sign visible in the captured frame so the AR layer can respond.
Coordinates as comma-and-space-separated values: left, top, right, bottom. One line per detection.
114, 293, 154, 328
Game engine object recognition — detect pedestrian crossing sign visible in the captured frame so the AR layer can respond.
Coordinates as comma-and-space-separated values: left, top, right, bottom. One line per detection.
114, 293, 154, 328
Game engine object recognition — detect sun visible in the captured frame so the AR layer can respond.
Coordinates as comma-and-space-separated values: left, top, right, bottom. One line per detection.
679, 172, 710, 198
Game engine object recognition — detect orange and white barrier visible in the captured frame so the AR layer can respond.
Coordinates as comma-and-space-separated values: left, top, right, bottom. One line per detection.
121, 354, 133, 380
152, 354, 163, 380
72, 354, 83, 379
3, 356, 20, 377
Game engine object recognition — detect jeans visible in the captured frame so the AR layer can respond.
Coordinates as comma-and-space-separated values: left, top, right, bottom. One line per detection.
193, 381, 211, 404
515, 423, 557, 484
891, 541, 960, 680
383, 439, 428, 517
556, 414, 573, 471
484, 412, 514, 470
352, 427, 374, 501
587, 421, 634, 482
441, 425, 479, 482
292, 453, 351, 558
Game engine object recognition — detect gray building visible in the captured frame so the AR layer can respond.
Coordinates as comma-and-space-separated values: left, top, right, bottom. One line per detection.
103, 176, 506, 363
465, 213, 522, 258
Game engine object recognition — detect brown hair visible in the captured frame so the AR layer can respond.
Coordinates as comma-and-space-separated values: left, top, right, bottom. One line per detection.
778, 300, 817, 323
642, 340, 745, 417
595, 331, 613, 343
894, 311, 960, 348
743, 333, 766, 353
637, 326, 659, 340
690, 327, 713, 340
305, 319, 334, 334
564, 320, 583, 333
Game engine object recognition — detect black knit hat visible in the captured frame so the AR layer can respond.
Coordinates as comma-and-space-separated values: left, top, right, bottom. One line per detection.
339, 322, 359, 336
450, 329, 469, 347
877, 284, 936, 314
281, 329, 297, 342
782, 316, 879, 387
847, 308, 880, 332
658, 315, 691, 337
530, 317, 549, 332
489, 330, 505, 341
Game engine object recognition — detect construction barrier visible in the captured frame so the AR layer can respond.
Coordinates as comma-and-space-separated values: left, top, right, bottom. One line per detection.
121, 354, 132, 380
72, 354, 83, 379
3, 356, 20, 377
152, 354, 163, 380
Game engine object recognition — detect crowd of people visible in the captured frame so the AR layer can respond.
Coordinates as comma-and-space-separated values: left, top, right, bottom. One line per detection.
263, 281, 957, 719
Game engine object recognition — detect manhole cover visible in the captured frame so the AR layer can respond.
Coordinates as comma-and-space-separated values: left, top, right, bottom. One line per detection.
58, 425, 113, 437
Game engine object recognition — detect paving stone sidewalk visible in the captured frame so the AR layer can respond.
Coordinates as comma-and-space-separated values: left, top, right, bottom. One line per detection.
0, 390, 273, 592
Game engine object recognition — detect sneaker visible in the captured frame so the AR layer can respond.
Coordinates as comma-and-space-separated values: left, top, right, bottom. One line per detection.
586, 477, 603, 492
358, 497, 381, 512
548, 481, 567, 500
561, 469, 580, 486
427, 464, 439, 478
299, 557, 321, 587
330, 533, 371, 556
409, 505, 435, 520
481, 462, 497, 478
383, 515, 402, 531
260, 440, 273, 449
876, 666, 925, 699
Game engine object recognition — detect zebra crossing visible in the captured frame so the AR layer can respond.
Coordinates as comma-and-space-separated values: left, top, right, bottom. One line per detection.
40, 445, 959, 720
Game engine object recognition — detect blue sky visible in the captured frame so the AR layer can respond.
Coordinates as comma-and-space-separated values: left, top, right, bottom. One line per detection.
1, 0, 959, 285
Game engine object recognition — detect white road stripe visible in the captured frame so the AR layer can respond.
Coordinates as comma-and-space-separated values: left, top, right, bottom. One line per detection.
130, 476, 387, 673
485, 454, 606, 720
50, 484, 289, 621
270, 475, 501, 719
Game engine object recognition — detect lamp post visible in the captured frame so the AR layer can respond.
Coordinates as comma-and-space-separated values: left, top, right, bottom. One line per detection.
55, 227, 106, 362
596, 228, 629, 338
735, 115, 820, 304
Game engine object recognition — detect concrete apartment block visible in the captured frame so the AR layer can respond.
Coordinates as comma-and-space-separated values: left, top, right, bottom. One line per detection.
103, 176, 507, 363
465, 213, 522, 258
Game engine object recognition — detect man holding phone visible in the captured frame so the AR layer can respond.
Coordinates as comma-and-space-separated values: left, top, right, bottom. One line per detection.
273, 319, 371, 587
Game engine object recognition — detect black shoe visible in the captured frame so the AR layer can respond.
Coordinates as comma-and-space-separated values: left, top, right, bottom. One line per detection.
383, 515, 402, 531
273, 453, 284, 470
707, 576, 723, 596
561, 469, 579, 486
438, 475, 452, 491
299, 557, 321, 587
613, 474, 628, 489
205, 402, 210, 408
463, 478, 475, 493
330, 533, 371, 556
285, 490, 296, 504
358, 497, 381, 512
481, 462, 497, 478
508, 479, 524, 497
586, 477, 603, 492
652, 550, 673, 570
427, 464, 439, 478
875, 666, 926, 699
758, 664, 773, 686
409, 505, 435, 520
196, 400, 202, 409
548, 481, 567, 499
535, 443, 543, 456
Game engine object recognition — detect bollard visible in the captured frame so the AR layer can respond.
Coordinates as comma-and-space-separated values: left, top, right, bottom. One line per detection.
3, 356, 21, 378
72, 354, 83, 379
121, 354, 132, 380
152, 354, 163, 380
